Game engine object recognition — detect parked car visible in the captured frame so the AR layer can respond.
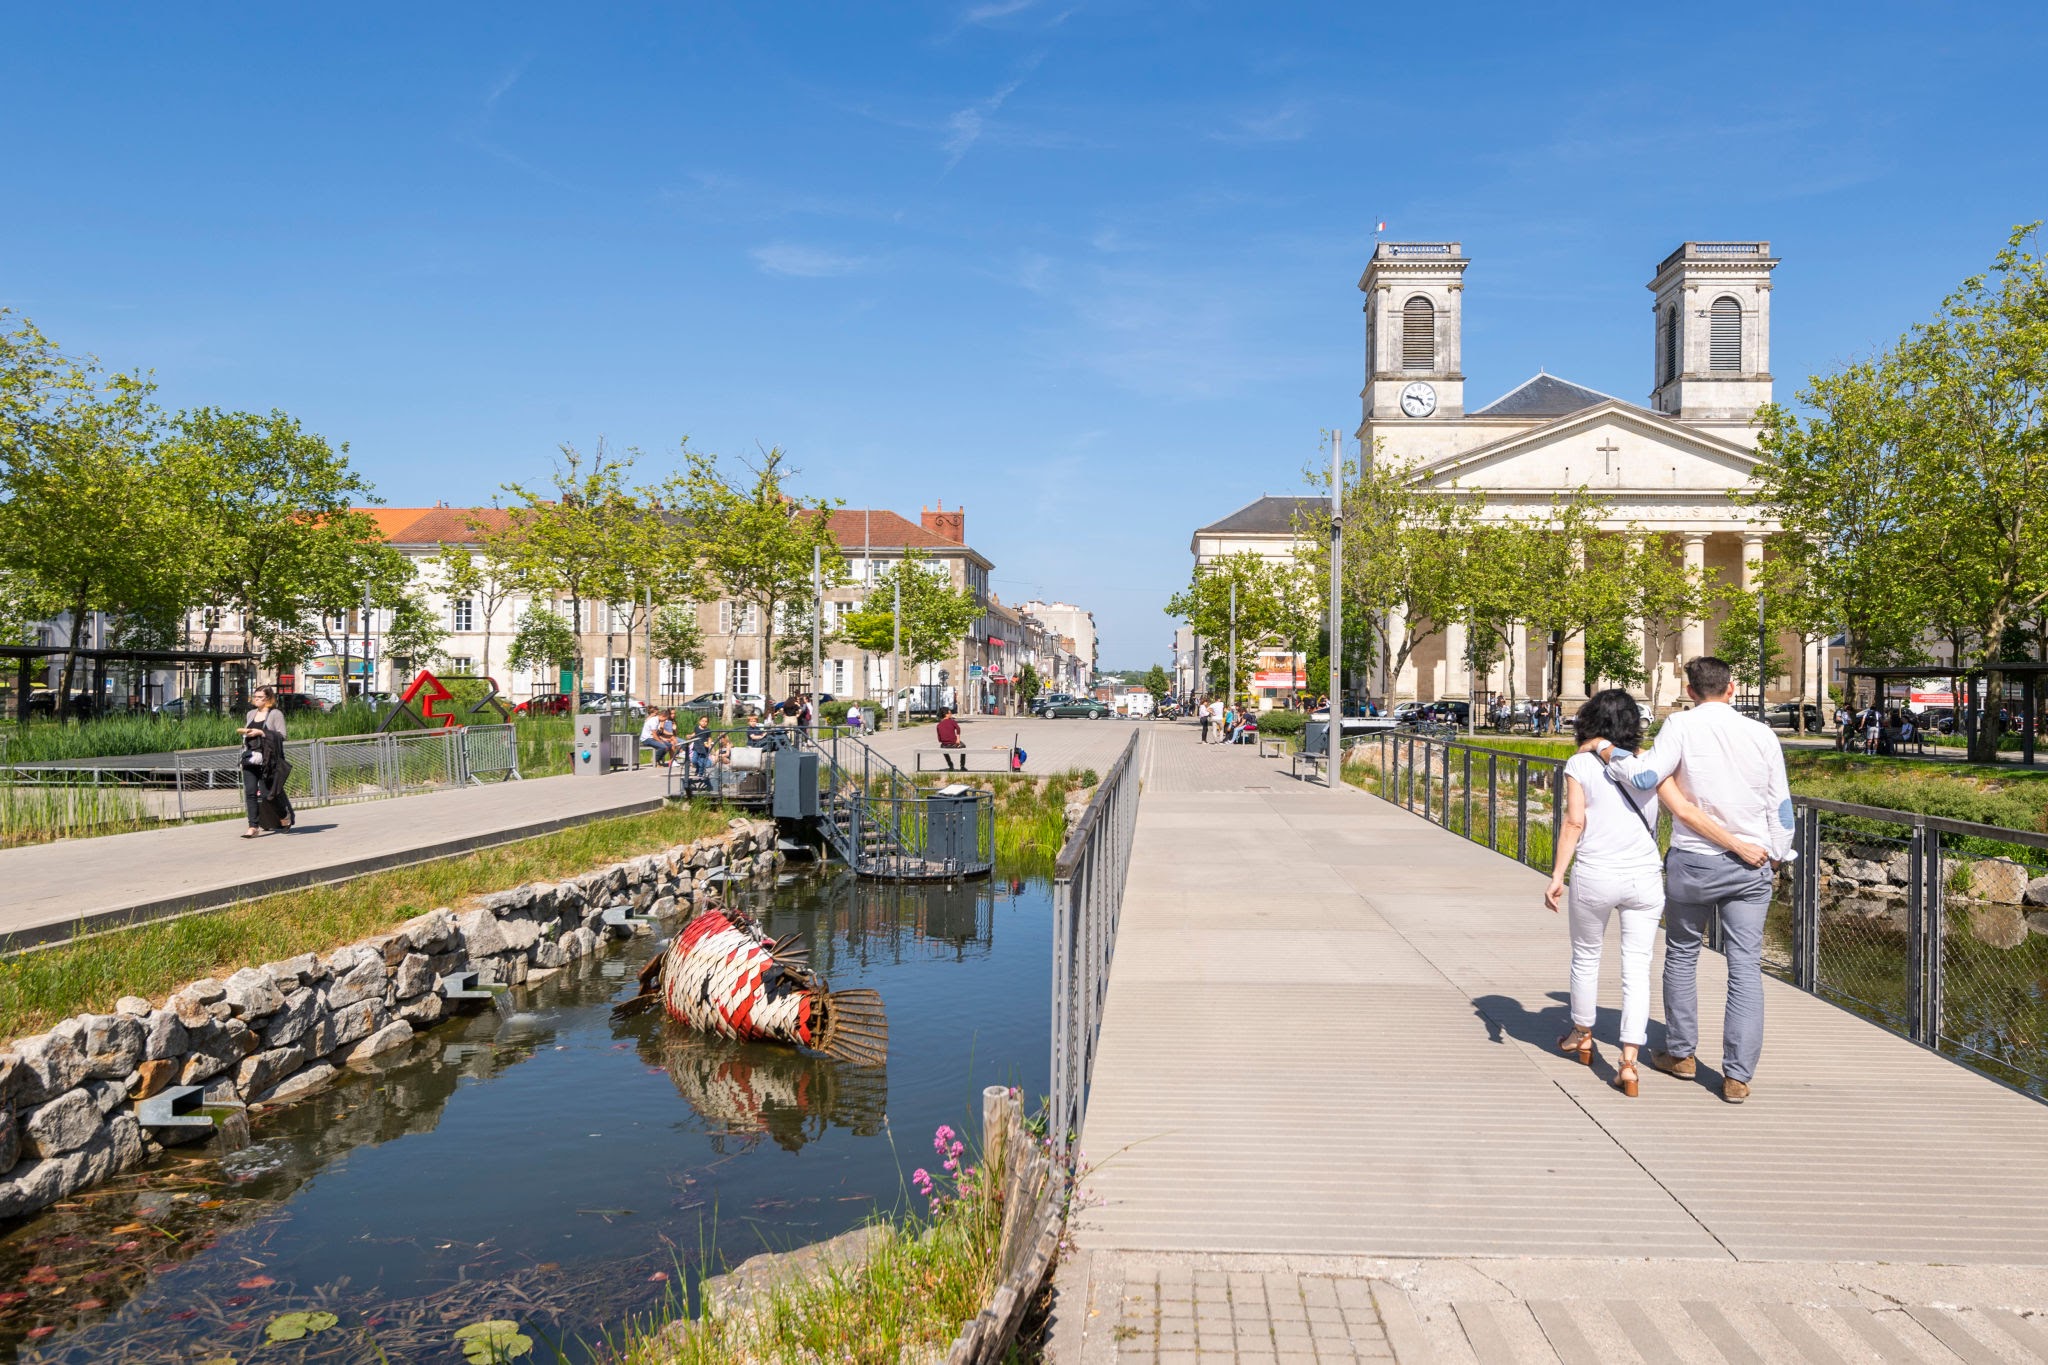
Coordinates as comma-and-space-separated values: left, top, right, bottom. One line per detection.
514, 692, 576, 716
583, 692, 647, 720
678, 691, 768, 716
273, 692, 331, 715
1031, 692, 1076, 716
1765, 702, 1827, 731
1044, 697, 1115, 719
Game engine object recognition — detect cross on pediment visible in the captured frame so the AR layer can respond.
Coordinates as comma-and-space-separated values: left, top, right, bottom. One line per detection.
1596, 438, 1621, 474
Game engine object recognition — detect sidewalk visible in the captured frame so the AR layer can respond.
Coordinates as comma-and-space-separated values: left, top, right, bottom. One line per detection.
1051, 723, 2048, 1364
0, 767, 673, 950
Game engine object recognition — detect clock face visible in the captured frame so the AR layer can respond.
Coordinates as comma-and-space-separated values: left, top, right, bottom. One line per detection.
1399, 381, 1438, 418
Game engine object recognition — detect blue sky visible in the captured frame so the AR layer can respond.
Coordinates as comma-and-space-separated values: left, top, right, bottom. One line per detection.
4, 3, 2043, 663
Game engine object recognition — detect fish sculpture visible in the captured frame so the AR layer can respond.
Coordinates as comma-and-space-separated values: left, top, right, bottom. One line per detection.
616, 906, 887, 1067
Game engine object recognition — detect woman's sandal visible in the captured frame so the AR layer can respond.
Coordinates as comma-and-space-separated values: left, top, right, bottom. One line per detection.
1556, 1026, 1597, 1067
1614, 1057, 1640, 1098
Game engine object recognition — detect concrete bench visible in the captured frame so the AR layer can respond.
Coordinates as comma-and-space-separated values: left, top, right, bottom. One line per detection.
1258, 737, 1289, 759
1289, 752, 1329, 782
913, 748, 1014, 773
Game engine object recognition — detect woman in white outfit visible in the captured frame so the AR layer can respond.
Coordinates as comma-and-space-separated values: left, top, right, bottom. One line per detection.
1544, 689, 1662, 1097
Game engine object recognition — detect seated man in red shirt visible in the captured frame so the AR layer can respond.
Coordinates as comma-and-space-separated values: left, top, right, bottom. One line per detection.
935, 708, 965, 769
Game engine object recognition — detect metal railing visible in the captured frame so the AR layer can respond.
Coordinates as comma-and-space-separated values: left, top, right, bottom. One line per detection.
168, 725, 519, 819
1051, 730, 1141, 1159
1367, 733, 2048, 1096
793, 727, 996, 880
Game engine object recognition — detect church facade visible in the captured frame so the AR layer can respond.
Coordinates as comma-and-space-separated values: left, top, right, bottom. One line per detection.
1356, 239, 1814, 712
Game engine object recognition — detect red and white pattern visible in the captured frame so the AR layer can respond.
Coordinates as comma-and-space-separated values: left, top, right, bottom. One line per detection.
660, 909, 814, 1049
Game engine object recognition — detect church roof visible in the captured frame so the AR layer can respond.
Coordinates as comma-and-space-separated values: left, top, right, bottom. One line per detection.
1195, 495, 1323, 536
1470, 372, 1637, 419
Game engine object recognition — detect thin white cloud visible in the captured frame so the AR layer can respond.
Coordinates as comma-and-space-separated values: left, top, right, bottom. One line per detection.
1210, 101, 1313, 145
963, 0, 1040, 22
748, 243, 876, 278
483, 58, 531, 112
942, 52, 1044, 168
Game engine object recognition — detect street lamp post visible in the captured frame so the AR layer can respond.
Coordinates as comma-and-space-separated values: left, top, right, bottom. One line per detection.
1227, 580, 1237, 713
1328, 428, 1343, 789
1757, 591, 1769, 722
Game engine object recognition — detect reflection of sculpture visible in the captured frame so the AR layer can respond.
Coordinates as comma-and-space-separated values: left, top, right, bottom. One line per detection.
649, 1026, 888, 1152
617, 907, 887, 1066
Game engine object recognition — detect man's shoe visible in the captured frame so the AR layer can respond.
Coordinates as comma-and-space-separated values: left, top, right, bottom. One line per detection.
1722, 1079, 1750, 1104
1650, 1051, 1697, 1079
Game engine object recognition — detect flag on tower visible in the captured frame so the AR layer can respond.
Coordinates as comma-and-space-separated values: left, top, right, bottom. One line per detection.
1375, 219, 1386, 233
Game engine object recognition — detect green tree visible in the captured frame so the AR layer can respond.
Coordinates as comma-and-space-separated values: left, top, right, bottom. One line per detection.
1165, 551, 1278, 698
1014, 662, 1042, 706
841, 548, 979, 701
431, 543, 518, 686
382, 584, 450, 680
650, 605, 707, 697
484, 440, 642, 701
507, 607, 580, 683
665, 447, 844, 719
1143, 663, 1170, 701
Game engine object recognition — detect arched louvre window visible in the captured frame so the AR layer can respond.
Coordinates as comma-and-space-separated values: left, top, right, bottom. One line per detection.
1660, 306, 1679, 385
1709, 296, 1742, 372
1402, 296, 1435, 371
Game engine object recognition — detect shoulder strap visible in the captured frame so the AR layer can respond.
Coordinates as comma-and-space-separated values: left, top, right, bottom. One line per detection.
1600, 762, 1659, 839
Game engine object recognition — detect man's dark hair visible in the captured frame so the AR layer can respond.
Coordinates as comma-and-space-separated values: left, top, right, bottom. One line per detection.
1573, 688, 1642, 751
1684, 656, 1734, 697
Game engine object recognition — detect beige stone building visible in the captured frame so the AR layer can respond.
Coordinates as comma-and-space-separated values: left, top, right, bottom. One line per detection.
1355, 238, 1810, 711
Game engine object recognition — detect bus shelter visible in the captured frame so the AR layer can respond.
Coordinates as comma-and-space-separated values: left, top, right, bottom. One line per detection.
1842, 663, 2048, 765
1, 645, 257, 723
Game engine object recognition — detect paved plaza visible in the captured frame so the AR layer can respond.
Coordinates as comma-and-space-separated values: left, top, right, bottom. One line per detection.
1051, 722, 2048, 1364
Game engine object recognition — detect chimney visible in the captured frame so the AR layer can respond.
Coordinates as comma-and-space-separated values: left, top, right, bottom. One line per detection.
921, 501, 966, 544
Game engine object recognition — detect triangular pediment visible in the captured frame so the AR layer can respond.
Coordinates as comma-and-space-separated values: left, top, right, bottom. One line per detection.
1406, 401, 1762, 496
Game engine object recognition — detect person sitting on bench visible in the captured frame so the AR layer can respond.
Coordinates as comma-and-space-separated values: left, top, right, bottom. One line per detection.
935, 707, 967, 769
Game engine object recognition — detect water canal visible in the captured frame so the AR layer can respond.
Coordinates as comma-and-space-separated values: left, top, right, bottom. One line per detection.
0, 869, 1053, 1362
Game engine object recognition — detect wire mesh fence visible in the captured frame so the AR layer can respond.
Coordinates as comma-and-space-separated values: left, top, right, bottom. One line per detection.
1369, 736, 2048, 1098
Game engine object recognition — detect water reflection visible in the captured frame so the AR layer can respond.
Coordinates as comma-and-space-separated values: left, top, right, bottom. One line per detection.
0, 870, 1050, 1363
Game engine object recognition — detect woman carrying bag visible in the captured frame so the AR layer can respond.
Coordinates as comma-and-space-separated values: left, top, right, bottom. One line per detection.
239, 686, 295, 837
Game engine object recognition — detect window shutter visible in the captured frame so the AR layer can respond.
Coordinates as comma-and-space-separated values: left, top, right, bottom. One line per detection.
1709, 296, 1742, 373
1401, 296, 1435, 371
1660, 307, 1680, 384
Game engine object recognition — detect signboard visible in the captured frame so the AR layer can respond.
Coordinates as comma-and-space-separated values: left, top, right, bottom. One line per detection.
1909, 691, 1955, 707
1250, 669, 1307, 689
400, 668, 458, 728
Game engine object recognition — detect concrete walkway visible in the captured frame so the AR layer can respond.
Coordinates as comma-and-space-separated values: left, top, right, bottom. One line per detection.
854, 713, 1144, 778
0, 767, 672, 950
1054, 722, 2048, 1364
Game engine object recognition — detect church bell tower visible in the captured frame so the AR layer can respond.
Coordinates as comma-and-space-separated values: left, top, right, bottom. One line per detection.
1648, 241, 1778, 425
1359, 241, 1469, 431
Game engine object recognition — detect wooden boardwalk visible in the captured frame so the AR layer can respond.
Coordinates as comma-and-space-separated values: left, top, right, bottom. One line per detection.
1052, 722, 2048, 1364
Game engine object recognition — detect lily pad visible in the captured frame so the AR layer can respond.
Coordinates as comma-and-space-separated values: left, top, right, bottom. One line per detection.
454, 1319, 533, 1362
264, 1310, 339, 1342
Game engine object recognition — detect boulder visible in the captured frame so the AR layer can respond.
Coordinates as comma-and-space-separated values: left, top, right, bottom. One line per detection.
650, 895, 679, 919
168, 986, 219, 1030
262, 953, 322, 990
115, 995, 153, 1017
2024, 875, 2048, 908
81, 1014, 144, 1078
327, 999, 388, 1050
85, 1077, 129, 1114
132, 1058, 176, 1101
357, 933, 409, 968
222, 968, 286, 1021
495, 916, 545, 954
179, 1034, 239, 1086
531, 938, 568, 970
1970, 858, 2031, 905
254, 1062, 337, 1104
398, 907, 458, 953
1967, 903, 2030, 950
261, 988, 325, 1049
395, 993, 444, 1028
336, 1019, 413, 1067
236, 1046, 307, 1097
23, 1089, 103, 1158
561, 927, 599, 960
0, 1150, 82, 1219
143, 1009, 188, 1062
0, 1103, 17, 1175
12, 1033, 90, 1106
324, 957, 389, 1010
392, 953, 433, 1001
1884, 850, 1910, 885
482, 883, 537, 913
454, 908, 509, 959
1842, 859, 1889, 886
224, 1017, 260, 1057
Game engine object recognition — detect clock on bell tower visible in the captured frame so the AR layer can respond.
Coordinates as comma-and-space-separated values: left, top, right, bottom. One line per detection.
1358, 241, 1468, 432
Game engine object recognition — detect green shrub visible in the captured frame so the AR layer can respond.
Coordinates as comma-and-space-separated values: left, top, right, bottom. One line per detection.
819, 699, 858, 726
1258, 710, 1307, 736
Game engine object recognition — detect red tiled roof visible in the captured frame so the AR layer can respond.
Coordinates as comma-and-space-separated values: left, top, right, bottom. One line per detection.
354, 507, 514, 545
820, 509, 965, 550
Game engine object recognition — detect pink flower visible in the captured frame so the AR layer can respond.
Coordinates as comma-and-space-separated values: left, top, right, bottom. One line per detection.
912, 1168, 933, 1194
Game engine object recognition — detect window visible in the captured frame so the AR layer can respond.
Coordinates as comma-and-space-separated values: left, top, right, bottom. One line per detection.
449, 656, 474, 675
453, 598, 474, 632
1709, 296, 1742, 373
1660, 306, 1680, 385
609, 604, 633, 634
661, 660, 691, 695
608, 657, 631, 693
731, 659, 755, 696
718, 602, 761, 635
832, 658, 850, 693
1401, 296, 1435, 371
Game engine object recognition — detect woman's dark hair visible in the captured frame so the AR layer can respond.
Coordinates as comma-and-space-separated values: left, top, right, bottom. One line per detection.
1573, 688, 1642, 751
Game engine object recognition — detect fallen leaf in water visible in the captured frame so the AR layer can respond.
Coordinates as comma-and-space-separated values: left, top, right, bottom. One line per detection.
0, 1292, 27, 1307
236, 1275, 275, 1289
25, 1326, 55, 1340
168, 1309, 200, 1321
110, 1222, 149, 1234
226, 1321, 251, 1330
74, 1298, 104, 1311
199, 1199, 226, 1208
22, 1266, 58, 1286
225, 1294, 254, 1308
534, 1263, 559, 1273
648, 1271, 668, 1282
199, 1356, 240, 1365
115, 1241, 143, 1252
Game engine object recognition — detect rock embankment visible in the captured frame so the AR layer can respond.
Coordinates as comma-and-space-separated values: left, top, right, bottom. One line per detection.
0, 817, 783, 1221
1817, 841, 2048, 947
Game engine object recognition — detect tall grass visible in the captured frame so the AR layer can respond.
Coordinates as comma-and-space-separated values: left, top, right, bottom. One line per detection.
906, 769, 1100, 872
0, 802, 736, 1033
0, 781, 163, 849
1, 708, 575, 766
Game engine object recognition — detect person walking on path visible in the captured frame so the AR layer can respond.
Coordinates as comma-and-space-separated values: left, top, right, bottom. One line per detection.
1544, 690, 1664, 1098
1594, 656, 1794, 1103
238, 685, 294, 837
1198, 696, 1212, 744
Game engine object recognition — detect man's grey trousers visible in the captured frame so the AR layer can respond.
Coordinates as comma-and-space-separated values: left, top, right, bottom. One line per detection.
1662, 847, 1775, 1083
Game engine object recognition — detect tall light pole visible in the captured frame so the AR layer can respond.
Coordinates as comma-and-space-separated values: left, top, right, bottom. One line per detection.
892, 575, 902, 732
811, 544, 823, 707
1328, 428, 1344, 789
1756, 589, 1769, 722
1227, 579, 1237, 712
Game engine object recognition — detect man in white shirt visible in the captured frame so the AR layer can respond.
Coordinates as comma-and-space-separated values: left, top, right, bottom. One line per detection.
1595, 656, 1794, 1103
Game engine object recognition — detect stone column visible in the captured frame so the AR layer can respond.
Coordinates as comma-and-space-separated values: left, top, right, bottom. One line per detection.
1511, 620, 1529, 699
1680, 532, 1708, 663
1444, 620, 1470, 699
1740, 530, 1766, 592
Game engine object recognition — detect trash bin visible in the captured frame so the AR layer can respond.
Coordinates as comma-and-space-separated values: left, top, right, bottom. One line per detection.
923, 786, 984, 868
772, 748, 820, 819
